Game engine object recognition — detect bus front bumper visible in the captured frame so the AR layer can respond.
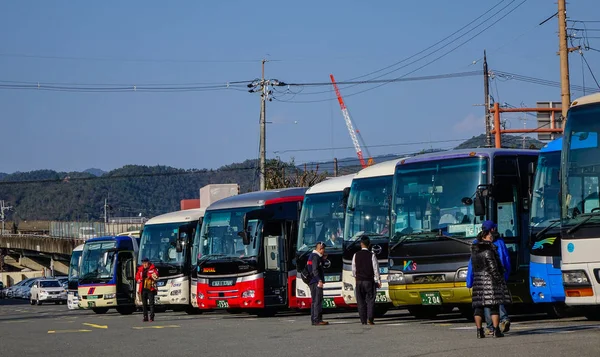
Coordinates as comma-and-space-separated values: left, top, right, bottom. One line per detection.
389, 283, 472, 306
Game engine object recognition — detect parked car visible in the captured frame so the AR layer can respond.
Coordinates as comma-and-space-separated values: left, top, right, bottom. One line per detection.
17, 278, 42, 300
6, 278, 37, 299
30, 279, 67, 305
56, 277, 68, 289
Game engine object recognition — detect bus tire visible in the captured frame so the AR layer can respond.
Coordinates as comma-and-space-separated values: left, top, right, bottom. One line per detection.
185, 306, 202, 315
374, 306, 389, 318
116, 306, 135, 315
408, 306, 438, 319
584, 307, 600, 321
92, 307, 109, 314
546, 303, 567, 319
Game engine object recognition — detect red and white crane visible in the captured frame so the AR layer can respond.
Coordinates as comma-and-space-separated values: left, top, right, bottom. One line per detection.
330, 74, 374, 168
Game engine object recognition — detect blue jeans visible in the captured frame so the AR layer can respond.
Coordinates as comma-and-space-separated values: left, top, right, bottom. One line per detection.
485, 304, 508, 328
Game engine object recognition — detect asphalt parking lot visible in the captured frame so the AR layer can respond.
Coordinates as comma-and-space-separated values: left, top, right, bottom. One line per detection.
2, 299, 600, 357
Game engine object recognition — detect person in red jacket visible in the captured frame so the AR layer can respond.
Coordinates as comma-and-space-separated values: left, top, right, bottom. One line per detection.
136, 257, 159, 322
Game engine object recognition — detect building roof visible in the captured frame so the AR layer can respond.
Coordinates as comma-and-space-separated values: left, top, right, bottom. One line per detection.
144, 208, 206, 225
305, 174, 355, 195
207, 187, 308, 210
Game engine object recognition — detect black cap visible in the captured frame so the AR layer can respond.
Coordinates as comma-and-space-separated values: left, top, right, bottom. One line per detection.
142, 257, 149, 262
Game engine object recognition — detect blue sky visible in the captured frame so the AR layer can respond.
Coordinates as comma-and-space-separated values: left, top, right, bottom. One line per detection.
1, 0, 599, 173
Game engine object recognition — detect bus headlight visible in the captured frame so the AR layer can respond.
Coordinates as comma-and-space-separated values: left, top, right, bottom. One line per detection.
170, 289, 182, 296
104, 293, 116, 299
197, 292, 205, 300
388, 273, 405, 283
531, 277, 547, 287
455, 268, 468, 281
343, 282, 354, 291
563, 270, 591, 285
297, 289, 307, 297
242, 290, 255, 298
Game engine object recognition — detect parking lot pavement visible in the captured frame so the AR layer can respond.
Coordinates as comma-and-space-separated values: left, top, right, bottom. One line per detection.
1, 301, 600, 357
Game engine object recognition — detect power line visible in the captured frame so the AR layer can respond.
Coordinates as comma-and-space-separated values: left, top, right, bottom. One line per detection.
0, 52, 272, 64
276, 0, 528, 104
272, 138, 470, 154
580, 52, 600, 88
280, 0, 522, 97
0, 82, 250, 93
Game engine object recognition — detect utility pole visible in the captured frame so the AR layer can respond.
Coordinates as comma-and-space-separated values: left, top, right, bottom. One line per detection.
483, 50, 492, 148
333, 158, 338, 177
558, 0, 571, 120
103, 198, 108, 224
259, 59, 267, 191
0, 200, 13, 234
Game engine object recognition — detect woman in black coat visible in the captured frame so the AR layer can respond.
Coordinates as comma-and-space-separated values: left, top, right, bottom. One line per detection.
471, 228, 512, 338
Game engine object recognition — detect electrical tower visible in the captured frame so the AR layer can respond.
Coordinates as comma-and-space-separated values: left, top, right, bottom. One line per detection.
330, 74, 374, 169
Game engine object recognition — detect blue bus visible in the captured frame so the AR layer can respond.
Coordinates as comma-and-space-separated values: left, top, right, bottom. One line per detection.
529, 138, 566, 317
78, 235, 139, 315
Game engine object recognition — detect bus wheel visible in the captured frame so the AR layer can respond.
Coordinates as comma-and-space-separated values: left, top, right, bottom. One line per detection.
408, 306, 438, 319
546, 303, 567, 319
374, 306, 389, 318
116, 306, 135, 315
459, 306, 474, 321
256, 309, 277, 318
92, 307, 109, 314
584, 307, 600, 321
185, 306, 202, 315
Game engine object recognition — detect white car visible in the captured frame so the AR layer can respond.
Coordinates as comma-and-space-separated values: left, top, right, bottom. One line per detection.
30, 279, 67, 305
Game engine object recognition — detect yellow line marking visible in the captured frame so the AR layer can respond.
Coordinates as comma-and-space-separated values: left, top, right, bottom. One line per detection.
438, 323, 452, 326
48, 329, 92, 334
83, 323, 108, 329
132, 325, 180, 330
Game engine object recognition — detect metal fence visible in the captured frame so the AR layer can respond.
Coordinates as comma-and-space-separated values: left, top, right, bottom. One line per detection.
49, 221, 145, 239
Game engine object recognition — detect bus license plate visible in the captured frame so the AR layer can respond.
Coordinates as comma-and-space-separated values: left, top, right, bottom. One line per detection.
322, 298, 336, 308
375, 292, 387, 303
87, 295, 98, 300
216, 300, 229, 309
420, 292, 442, 305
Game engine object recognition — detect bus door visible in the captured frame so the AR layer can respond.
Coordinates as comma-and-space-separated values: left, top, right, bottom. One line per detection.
116, 251, 135, 305
263, 221, 287, 307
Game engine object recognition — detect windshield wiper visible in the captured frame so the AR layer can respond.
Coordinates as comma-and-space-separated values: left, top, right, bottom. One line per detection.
567, 211, 600, 235
390, 231, 438, 250
78, 272, 98, 283
535, 219, 561, 239
197, 254, 227, 267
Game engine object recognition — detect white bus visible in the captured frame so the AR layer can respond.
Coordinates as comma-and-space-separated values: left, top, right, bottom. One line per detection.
341, 158, 409, 316
560, 92, 600, 320
296, 174, 355, 310
67, 244, 84, 310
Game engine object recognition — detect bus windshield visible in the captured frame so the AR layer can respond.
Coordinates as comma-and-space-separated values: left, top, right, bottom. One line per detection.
298, 192, 345, 252
531, 150, 561, 227
80, 241, 117, 284
344, 176, 393, 241
138, 222, 197, 267
198, 207, 261, 261
392, 157, 487, 242
68, 249, 83, 286
561, 102, 600, 233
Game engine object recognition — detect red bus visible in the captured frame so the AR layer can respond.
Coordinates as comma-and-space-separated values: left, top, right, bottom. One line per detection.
195, 188, 306, 316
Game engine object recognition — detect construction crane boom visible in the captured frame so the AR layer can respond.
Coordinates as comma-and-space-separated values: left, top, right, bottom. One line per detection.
330, 74, 373, 168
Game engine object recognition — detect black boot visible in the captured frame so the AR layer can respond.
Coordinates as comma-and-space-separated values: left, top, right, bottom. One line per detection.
477, 328, 485, 339
493, 326, 504, 338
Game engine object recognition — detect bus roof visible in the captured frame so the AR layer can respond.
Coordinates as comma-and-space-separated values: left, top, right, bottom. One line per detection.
144, 207, 206, 225
354, 157, 411, 179
541, 138, 562, 153
571, 92, 600, 108
305, 174, 355, 195
84, 235, 135, 244
397, 148, 538, 166
207, 187, 307, 211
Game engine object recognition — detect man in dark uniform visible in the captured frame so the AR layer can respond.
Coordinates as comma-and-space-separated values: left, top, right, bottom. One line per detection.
352, 236, 381, 325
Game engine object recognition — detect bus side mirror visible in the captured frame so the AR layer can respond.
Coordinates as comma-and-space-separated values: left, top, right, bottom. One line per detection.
342, 187, 351, 208
176, 240, 183, 253
474, 191, 486, 217
237, 231, 250, 246
102, 252, 109, 266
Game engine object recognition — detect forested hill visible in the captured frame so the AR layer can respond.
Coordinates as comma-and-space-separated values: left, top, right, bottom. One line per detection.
0, 161, 259, 221
0, 134, 546, 221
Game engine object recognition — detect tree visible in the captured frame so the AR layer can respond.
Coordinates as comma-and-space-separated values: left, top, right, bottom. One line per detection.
265, 157, 328, 189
